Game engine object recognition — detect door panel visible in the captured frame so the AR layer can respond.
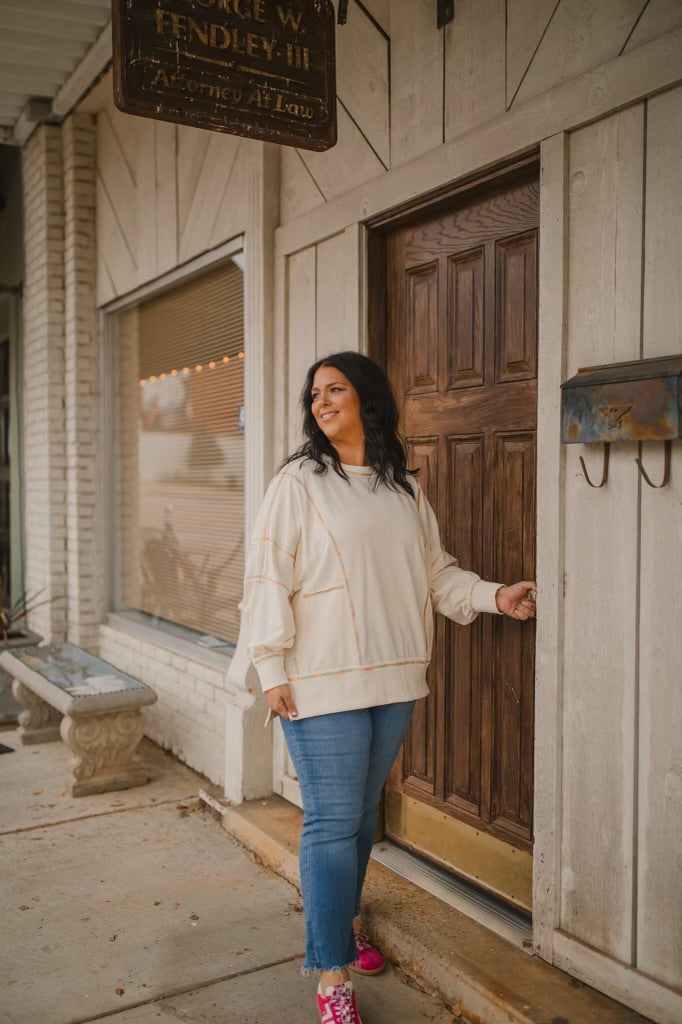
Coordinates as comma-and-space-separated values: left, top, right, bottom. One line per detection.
403, 438, 438, 798
406, 264, 439, 392
444, 435, 484, 817
496, 233, 537, 383
492, 432, 536, 843
447, 249, 485, 389
383, 169, 538, 908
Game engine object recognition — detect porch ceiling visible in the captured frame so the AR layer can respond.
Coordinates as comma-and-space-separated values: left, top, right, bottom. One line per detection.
0, 0, 111, 142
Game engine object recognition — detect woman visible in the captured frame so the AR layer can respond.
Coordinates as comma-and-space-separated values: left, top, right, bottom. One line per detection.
240, 351, 536, 1024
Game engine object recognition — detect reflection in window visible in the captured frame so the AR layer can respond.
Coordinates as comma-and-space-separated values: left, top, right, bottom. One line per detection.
117, 260, 244, 643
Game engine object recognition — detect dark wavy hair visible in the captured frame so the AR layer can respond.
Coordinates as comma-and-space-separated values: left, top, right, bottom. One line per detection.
283, 351, 416, 498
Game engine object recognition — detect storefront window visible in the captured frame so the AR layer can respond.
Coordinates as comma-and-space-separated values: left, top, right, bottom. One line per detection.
116, 260, 244, 644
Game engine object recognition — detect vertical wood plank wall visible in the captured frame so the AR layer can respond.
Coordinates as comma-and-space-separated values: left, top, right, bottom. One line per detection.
562, 105, 644, 962
97, 1, 682, 296
636, 85, 682, 989
95, 101, 251, 305
92, 2, 682, 1013
275, 21, 682, 1013
283, 228, 362, 453
557, 92, 682, 986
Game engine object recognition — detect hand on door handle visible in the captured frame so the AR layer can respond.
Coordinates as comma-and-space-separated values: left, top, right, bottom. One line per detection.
494, 581, 537, 621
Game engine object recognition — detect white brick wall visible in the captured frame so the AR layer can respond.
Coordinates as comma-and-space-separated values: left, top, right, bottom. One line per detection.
22, 125, 68, 642
99, 622, 229, 785
22, 117, 103, 650
62, 113, 103, 651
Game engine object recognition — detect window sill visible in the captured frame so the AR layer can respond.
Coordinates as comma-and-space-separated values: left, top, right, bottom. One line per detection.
104, 612, 236, 675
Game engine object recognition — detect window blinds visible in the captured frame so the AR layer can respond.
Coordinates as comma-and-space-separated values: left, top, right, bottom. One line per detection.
119, 260, 244, 644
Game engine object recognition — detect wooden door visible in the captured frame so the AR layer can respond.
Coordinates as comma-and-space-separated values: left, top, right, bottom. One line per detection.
382, 169, 538, 910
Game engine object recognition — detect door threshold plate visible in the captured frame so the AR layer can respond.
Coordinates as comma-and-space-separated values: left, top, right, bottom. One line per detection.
370, 839, 533, 953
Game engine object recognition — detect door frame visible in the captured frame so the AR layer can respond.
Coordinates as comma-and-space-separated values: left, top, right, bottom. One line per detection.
365, 147, 543, 902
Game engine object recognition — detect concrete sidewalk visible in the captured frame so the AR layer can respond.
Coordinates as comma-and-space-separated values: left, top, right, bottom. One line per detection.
1, 726, 454, 1024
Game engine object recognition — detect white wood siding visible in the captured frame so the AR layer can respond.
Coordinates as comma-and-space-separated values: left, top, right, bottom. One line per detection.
389, 0, 442, 165
512, 0, 646, 107
336, 2, 389, 168
545, 90, 682, 1023
624, 0, 682, 51
272, 0, 682, 229
506, 0, 558, 104
444, 0, 506, 139
561, 105, 645, 961
282, 227, 363, 452
636, 85, 682, 990
96, 100, 249, 304
271, 11, 682, 1013
286, 247, 317, 451
89, 5, 682, 1017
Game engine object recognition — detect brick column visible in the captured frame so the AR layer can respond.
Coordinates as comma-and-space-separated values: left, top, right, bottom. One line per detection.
22, 125, 68, 642
62, 113, 103, 651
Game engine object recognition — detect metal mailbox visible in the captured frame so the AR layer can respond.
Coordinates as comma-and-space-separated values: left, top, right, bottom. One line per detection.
561, 354, 682, 445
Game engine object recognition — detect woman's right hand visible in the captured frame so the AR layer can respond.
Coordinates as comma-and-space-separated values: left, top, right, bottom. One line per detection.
265, 683, 299, 720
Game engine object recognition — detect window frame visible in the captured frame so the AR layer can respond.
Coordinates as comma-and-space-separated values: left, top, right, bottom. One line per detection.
101, 236, 246, 652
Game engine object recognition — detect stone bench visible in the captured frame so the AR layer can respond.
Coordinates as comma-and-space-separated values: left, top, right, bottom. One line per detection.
0, 642, 157, 797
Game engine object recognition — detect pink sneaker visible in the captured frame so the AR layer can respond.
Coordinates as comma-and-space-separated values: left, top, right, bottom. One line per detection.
348, 931, 386, 975
317, 980, 363, 1023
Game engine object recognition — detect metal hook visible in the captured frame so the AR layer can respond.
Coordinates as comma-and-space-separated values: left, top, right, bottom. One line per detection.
579, 443, 610, 488
337, 0, 349, 24
635, 440, 671, 488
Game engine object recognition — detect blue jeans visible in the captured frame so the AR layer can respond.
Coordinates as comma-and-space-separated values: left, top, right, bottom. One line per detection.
280, 701, 415, 972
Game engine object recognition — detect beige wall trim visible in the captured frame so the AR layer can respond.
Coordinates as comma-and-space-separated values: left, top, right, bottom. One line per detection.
52, 22, 112, 121
244, 141, 280, 533
275, 28, 682, 258
532, 132, 568, 961
553, 931, 682, 1024
230, 140, 281, 801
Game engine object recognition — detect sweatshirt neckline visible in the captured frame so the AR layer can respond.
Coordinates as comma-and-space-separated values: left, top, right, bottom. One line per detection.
340, 462, 375, 476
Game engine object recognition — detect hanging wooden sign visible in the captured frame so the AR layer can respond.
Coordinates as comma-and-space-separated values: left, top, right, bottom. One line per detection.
112, 0, 337, 151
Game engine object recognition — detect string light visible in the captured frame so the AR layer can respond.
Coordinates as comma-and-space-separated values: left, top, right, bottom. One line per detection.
138, 354, 242, 386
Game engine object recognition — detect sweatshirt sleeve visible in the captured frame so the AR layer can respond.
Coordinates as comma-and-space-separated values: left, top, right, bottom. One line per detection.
240, 471, 301, 691
417, 486, 503, 623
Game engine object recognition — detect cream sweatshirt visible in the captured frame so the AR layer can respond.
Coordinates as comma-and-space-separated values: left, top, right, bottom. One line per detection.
240, 457, 503, 719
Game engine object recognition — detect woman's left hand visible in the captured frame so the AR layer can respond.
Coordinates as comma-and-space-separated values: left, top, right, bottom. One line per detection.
495, 581, 537, 621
